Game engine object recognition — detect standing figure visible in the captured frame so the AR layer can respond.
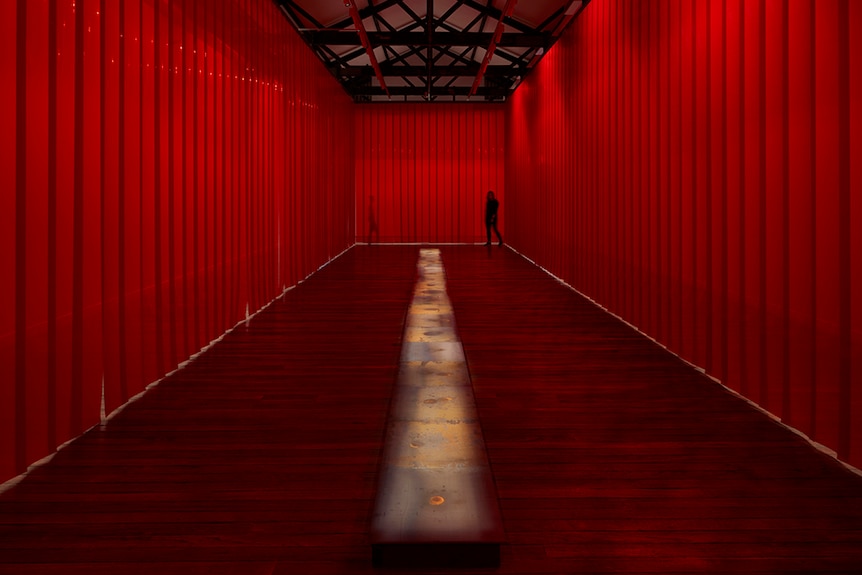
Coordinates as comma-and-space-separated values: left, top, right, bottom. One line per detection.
484, 190, 503, 246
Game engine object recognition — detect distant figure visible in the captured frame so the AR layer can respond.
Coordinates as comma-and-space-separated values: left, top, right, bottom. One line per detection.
484, 190, 503, 246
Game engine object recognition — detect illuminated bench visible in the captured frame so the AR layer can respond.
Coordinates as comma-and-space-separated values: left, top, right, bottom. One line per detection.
370, 249, 505, 567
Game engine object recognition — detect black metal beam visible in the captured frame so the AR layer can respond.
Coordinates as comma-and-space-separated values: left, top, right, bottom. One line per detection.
536, 5, 567, 32
369, 0, 404, 66
434, 44, 479, 68
303, 30, 552, 48
425, 0, 433, 97
488, 48, 522, 65
329, 0, 402, 30
379, 44, 425, 69
460, 0, 535, 33
276, 0, 323, 28
468, 0, 492, 62
350, 85, 510, 98
398, 0, 426, 29
271, 0, 582, 103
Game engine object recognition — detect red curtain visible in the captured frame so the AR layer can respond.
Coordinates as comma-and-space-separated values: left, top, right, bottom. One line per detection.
5, 0, 860, 481
1, 1, 17, 477
506, 0, 862, 468
0, 0, 354, 484
355, 104, 505, 244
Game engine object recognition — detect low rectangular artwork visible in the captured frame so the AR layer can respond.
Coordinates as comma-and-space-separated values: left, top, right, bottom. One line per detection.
369, 249, 505, 568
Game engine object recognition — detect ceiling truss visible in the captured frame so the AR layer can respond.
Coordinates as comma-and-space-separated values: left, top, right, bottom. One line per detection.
273, 0, 589, 103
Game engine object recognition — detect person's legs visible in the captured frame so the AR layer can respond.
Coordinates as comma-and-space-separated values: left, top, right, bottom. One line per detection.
485, 222, 492, 245
493, 222, 503, 245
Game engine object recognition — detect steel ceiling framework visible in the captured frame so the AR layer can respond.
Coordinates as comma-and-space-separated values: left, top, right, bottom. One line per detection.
272, 0, 589, 102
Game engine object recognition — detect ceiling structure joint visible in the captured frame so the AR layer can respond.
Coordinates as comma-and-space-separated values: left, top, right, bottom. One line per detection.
274, 0, 585, 103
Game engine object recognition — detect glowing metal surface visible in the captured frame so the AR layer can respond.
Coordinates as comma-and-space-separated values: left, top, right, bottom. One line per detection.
370, 249, 504, 554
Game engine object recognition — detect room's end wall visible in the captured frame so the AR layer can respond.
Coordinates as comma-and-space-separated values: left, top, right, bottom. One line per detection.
355, 103, 504, 244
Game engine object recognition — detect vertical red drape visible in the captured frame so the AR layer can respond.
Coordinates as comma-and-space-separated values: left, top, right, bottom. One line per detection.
505, 0, 862, 468
355, 103, 505, 244
0, 0, 355, 484
6, 0, 860, 482
1, 1, 18, 476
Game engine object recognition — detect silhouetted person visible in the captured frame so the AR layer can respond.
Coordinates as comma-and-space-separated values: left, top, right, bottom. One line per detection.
484, 190, 503, 246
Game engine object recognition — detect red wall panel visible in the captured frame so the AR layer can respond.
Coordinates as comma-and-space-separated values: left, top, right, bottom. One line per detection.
24, 0, 51, 469
102, 0, 122, 418
1, 0, 17, 481
2, 0, 354, 484
506, 0, 862, 469
763, 0, 787, 417
813, 0, 844, 455
354, 104, 505, 245
850, 0, 862, 467
785, 0, 815, 436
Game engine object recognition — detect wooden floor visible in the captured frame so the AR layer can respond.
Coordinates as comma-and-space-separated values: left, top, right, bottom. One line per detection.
1, 245, 861, 574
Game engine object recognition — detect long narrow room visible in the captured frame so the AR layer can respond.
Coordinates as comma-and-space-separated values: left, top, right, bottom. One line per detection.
2, 1, 862, 573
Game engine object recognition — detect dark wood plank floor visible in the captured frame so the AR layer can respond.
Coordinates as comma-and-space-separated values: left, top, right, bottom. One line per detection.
1, 245, 861, 574
440, 246, 862, 574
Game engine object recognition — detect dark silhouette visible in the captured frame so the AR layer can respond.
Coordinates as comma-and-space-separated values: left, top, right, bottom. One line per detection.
484, 190, 503, 246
